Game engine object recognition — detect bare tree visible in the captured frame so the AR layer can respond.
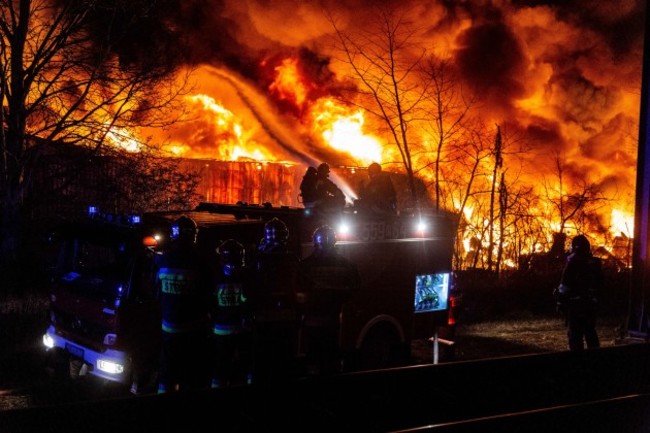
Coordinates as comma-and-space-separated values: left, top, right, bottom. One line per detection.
498, 180, 538, 271
543, 154, 610, 266
418, 56, 473, 211
541, 153, 609, 252
486, 126, 503, 270
490, 168, 541, 275
438, 124, 493, 269
328, 6, 430, 207
29, 142, 201, 219
446, 124, 530, 272
0, 0, 189, 271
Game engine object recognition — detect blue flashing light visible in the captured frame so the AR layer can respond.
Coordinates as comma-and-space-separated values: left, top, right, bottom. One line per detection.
129, 214, 141, 225
88, 206, 98, 217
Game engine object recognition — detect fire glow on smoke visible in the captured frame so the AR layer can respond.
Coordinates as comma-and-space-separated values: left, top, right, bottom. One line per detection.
118, 0, 643, 258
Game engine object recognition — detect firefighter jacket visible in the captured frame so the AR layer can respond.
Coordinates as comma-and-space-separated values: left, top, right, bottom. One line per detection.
211, 267, 254, 336
308, 177, 345, 211
300, 167, 319, 205
155, 244, 212, 334
558, 250, 604, 305
358, 172, 397, 214
252, 245, 300, 310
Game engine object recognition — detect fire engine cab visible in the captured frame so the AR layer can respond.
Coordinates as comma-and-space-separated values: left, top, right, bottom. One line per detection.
42, 202, 459, 391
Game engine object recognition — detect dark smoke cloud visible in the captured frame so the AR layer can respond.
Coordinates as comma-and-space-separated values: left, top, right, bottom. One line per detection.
454, 22, 528, 114
520, 118, 565, 151
108, 0, 645, 215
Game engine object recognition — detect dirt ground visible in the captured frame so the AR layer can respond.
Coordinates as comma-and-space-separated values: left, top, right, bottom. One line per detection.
410, 314, 629, 365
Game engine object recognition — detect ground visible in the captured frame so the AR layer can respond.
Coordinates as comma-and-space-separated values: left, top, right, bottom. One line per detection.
411, 314, 628, 365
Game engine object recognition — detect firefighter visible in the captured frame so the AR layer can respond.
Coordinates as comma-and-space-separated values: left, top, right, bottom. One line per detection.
356, 162, 397, 215
555, 234, 604, 351
299, 166, 318, 207
155, 215, 212, 393
298, 225, 361, 375
251, 217, 301, 382
301, 163, 346, 213
210, 239, 255, 388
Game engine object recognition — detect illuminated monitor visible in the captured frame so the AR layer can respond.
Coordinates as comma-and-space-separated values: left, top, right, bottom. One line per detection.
414, 272, 450, 313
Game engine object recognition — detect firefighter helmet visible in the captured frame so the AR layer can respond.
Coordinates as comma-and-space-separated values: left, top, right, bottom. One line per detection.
218, 239, 245, 268
317, 162, 330, 176
313, 225, 336, 250
171, 216, 197, 243
368, 162, 381, 177
264, 217, 289, 244
571, 235, 591, 254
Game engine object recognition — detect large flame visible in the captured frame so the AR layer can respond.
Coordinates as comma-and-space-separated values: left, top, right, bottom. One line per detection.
101, 1, 644, 265
308, 98, 384, 165
149, 93, 277, 161
269, 57, 310, 108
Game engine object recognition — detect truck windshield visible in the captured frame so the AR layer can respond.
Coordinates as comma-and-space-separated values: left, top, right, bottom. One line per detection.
56, 237, 132, 300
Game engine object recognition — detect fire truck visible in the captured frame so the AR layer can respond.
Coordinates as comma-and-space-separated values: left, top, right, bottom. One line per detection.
42, 201, 459, 391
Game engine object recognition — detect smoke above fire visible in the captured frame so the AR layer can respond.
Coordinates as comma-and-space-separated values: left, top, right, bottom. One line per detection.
136, 0, 644, 240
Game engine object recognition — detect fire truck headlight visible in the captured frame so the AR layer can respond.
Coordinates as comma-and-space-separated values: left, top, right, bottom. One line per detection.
97, 359, 124, 375
103, 333, 118, 346
42, 333, 54, 349
338, 222, 351, 236
416, 220, 427, 233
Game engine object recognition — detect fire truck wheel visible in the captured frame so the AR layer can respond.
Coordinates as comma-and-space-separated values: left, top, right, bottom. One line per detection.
357, 324, 408, 371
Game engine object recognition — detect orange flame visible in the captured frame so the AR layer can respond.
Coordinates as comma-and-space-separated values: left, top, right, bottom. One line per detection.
143, 47, 637, 262
269, 57, 309, 107
308, 98, 384, 165
159, 94, 275, 161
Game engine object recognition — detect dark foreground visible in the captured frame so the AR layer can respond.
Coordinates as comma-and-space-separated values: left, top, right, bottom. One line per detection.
2, 341, 650, 433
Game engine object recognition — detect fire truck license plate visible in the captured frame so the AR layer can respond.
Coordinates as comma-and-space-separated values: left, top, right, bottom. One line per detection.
65, 343, 84, 359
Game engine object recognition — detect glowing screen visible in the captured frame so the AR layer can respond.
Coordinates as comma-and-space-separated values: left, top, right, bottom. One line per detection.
414, 272, 450, 313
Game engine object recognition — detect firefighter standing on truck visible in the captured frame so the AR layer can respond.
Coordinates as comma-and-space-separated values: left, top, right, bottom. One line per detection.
251, 217, 301, 382
301, 163, 346, 213
210, 239, 255, 388
155, 216, 212, 393
356, 162, 397, 216
298, 225, 360, 375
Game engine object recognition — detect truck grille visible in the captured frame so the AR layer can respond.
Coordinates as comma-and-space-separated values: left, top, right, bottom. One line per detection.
53, 308, 111, 351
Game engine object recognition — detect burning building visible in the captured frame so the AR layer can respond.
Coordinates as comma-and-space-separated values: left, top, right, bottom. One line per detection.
130, 1, 642, 269
5, 0, 647, 272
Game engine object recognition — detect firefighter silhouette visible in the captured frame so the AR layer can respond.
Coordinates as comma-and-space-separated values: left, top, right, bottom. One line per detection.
556, 235, 604, 351
356, 162, 397, 215
300, 163, 345, 212
250, 217, 301, 382
210, 239, 255, 388
155, 215, 212, 393
299, 166, 318, 206
298, 225, 360, 374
